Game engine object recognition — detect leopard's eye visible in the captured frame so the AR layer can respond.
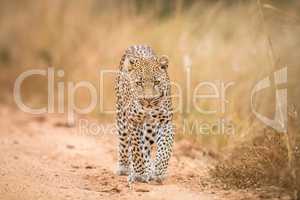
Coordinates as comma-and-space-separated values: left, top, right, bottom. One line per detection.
154, 80, 160, 85
136, 81, 142, 86
129, 59, 135, 65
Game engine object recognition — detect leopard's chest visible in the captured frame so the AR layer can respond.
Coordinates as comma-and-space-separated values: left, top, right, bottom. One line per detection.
127, 104, 170, 124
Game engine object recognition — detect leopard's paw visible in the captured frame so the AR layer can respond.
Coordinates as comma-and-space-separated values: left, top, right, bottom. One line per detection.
116, 163, 129, 176
152, 173, 167, 183
128, 173, 150, 183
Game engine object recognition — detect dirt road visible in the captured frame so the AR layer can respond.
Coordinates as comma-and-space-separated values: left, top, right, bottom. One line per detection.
0, 106, 290, 200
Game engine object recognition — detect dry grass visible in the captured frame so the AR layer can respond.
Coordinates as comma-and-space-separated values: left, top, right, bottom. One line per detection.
210, 129, 293, 188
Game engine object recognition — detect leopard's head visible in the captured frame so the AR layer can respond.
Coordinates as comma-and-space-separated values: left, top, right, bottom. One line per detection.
124, 55, 170, 108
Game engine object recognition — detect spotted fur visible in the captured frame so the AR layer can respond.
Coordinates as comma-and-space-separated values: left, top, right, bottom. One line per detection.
115, 45, 174, 183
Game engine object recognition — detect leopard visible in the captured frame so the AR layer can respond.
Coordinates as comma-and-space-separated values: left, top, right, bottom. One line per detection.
115, 45, 174, 184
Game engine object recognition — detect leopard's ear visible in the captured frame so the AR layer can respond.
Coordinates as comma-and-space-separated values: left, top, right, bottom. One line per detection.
159, 55, 169, 69
123, 56, 135, 72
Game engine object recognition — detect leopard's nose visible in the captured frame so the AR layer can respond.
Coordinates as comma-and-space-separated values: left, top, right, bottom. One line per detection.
143, 98, 153, 107
144, 98, 151, 105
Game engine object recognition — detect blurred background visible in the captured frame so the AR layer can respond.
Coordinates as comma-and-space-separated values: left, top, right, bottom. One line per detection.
0, 0, 299, 193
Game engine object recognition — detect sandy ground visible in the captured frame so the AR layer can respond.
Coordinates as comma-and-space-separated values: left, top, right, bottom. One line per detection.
0, 106, 292, 200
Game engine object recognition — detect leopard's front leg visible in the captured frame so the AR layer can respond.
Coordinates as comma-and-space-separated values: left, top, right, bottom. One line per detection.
142, 122, 156, 180
127, 121, 151, 183
116, 110, 130, 176
153, 122, 174, 182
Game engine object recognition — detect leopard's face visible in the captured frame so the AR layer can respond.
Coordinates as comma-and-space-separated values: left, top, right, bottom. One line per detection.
124, 55, 169, 109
